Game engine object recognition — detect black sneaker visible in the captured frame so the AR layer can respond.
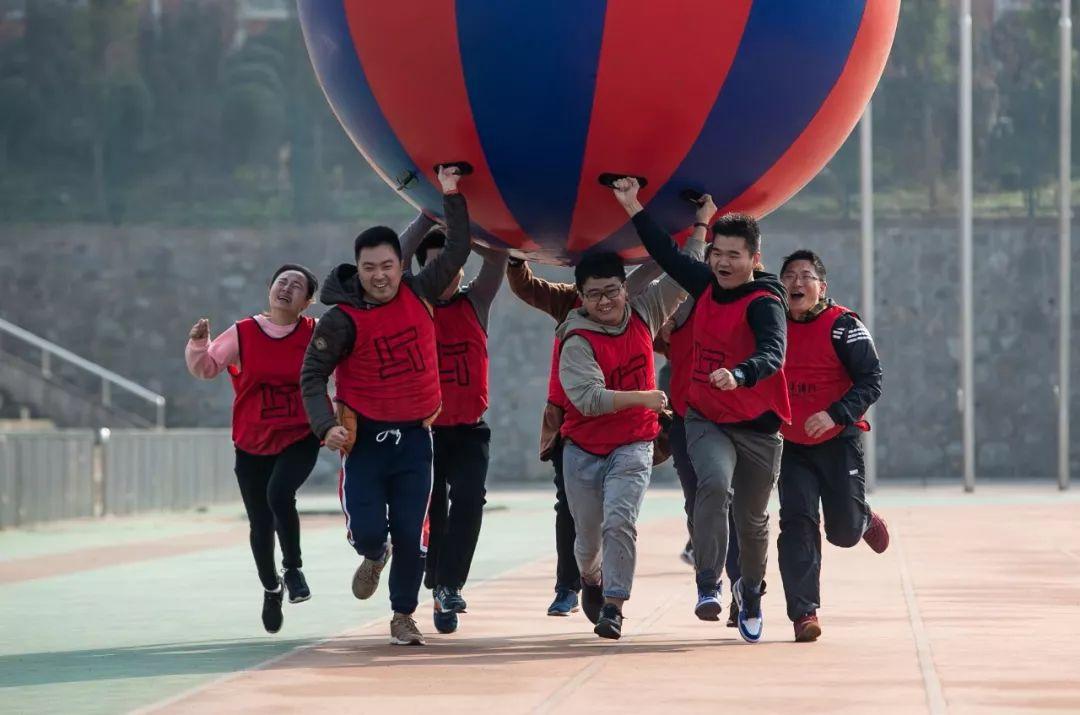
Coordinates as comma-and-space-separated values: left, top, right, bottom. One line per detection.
434, 585, 468, 614
433, 606, 459, 634
594, 603, 623, 640
581, 582, 604, 624
262, 582, 284, 634
283, 568, 311, 604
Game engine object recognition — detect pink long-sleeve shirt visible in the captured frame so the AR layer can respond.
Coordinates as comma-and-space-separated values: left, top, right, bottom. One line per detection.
185, 314, 302, 379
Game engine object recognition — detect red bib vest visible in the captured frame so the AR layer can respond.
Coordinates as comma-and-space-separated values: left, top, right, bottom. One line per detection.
687, 288, 791, 426
432, 294, 488, 427
666, 313, 694, 417
547, 337, 569, 408
546, 297, 582, 410
333, 285, 442, 424
560, 311, 660, 455
782, 304, 870, 445
229, 316, 315, 455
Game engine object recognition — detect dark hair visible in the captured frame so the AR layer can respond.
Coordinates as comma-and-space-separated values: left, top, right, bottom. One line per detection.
354, 226, 402, 261
415, 226, 447, 267
711, 212, 761, 255
780, 249, 827, 280
574, 251, 626, 290
270, 263, 318, 299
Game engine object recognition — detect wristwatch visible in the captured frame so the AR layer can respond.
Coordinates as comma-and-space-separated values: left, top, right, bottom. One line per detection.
731, 367, 746, 387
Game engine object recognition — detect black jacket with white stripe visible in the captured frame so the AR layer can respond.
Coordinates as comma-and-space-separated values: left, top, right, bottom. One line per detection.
796, 299, 883, 434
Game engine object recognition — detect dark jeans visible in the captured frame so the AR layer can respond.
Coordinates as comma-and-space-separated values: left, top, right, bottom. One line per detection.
424, 421, 490, 591
234, 433, 320, 590
777, 434, 871, 622
341, 423, 433, 615
669, 415, 740, 584
551, 440, 581, 592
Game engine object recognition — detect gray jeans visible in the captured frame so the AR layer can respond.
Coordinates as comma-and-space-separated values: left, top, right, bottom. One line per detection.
562, 440, 653, 600
685, 408, 782, 591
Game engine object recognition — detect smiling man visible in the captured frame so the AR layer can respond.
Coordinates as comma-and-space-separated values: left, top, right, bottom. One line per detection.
776, 249, 888, 644
616, 177, 789, 644
299, 165, 471, 647
556, 199, 705, 640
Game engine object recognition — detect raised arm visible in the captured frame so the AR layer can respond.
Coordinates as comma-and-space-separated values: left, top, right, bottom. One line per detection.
505, 258, 580, 323
464, 244, 509, 329
625, 260, 664, 296
398, 211, 438, 271
631, 195, 713, 334
612, 178, 713, 296
412, 167, 472, 301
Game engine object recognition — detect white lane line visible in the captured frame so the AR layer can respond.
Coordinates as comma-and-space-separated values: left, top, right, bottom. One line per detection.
895, 526, 948, 715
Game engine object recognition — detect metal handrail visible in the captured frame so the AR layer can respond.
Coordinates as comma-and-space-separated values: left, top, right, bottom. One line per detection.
0, 316, 166, 427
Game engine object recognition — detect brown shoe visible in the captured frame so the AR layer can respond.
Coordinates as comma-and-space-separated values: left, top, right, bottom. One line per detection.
794, 613, 822, 642
351, 545, 391, 600
390, 612, 426, 646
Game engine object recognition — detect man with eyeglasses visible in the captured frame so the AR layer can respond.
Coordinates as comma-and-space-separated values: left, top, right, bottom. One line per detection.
556, 203, 706, 640
504, 257, 663, 618
616, 177, 789, 644
776, 249, 888, 643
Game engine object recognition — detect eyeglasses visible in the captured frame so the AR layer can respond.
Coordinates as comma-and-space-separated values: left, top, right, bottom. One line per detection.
780, 272, 822, 284
582, 285, 624, 302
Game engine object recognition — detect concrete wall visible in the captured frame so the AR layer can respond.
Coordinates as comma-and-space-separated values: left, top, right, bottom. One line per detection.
1, 217, 1075, 484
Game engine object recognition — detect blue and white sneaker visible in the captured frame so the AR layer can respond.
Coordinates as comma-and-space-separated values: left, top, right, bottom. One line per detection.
694, 585, 723, 621
733, 578, 764, 643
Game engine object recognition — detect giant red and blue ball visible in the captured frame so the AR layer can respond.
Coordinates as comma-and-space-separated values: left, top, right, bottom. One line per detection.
298, 0, 900, 265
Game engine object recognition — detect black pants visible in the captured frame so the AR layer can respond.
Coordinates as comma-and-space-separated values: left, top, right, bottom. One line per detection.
424, 421, 490, 590
777, 434, 871, 621
551, 440, 582, 592
234, 433, 320, 590
669, 414, 741, 583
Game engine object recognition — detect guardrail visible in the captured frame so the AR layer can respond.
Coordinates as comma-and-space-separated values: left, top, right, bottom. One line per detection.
102, 429, 234, 515
0, 317, 166, 428
0, 429, 235, 529
0, 431, 97, 528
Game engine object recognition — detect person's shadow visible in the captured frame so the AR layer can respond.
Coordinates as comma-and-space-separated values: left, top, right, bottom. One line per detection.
0, 631, 758, 688
0, 638, 314, 688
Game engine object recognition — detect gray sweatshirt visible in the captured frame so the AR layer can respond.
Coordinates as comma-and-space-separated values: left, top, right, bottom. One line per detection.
557, 237, 706, 417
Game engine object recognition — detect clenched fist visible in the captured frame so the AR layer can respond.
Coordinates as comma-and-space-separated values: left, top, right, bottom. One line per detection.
189, 318, 210, 341
804, 411, 837, 440
709, 368, 738, 391
324, 425, 350, 451
641, 390, 669, 413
